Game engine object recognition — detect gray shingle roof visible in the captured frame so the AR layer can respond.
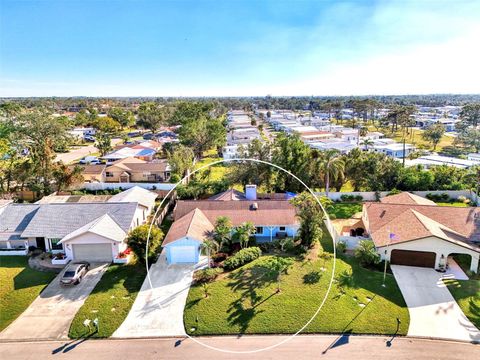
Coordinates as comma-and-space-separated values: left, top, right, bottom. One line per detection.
0, 204, 40, 233
21, 202, 138, 239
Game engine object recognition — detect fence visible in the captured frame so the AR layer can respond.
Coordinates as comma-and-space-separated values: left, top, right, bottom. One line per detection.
316, 190, 478, 204
81, 182, 176, 192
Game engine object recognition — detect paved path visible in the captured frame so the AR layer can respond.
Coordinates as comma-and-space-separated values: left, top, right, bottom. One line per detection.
0, 335, 478, 360
55, 138, 122, 164
113, 253, 207, 338
0, 263, 108, 341
391, 265, 480, 342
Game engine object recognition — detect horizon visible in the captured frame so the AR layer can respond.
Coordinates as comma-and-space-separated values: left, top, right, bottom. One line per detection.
1, 0, 480, 97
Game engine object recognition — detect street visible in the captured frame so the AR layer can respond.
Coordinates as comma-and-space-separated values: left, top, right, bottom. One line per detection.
55, 138, 122, 164
0, 335, 478, 360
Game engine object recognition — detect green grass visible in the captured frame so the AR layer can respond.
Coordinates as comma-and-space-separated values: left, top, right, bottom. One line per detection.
69, 263, 147, 338
184, 226, 409, 337
387, 128, 454, 151
444, 279, 480, 329
0, 256, 56, 331
435, 202, 470, 208
327, 203, 363, 219
194, 154, 229, 182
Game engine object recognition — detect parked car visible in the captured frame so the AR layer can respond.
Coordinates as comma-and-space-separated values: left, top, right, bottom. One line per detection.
60, 262, 90, 286
128, 131, 140, 137
142, 132, 154, 140
84, 135, 96, 142
79, 156, 101, 165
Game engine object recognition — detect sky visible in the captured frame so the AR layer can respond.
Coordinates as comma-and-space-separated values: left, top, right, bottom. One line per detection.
1, 0, 480, 97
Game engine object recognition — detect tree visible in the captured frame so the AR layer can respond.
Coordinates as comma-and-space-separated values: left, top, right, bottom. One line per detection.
126, 224, 164, 263
354, 240, 380, 267
213, 216, 233, 251
290, 192, 323, 248
202, 239, 219, 268
167, 144, 194, 179
52, 163, 84, 192
459, 103, 480, 129
261, 256, 294, 293
92, 116, 121, 134
137, 102, 173, 133
321, 149, 345, 196
95, 132, 112, 156
235, 222, 256, 249
108, 107, 135, 129
360, 138, 374, 151
422, 123, 445, 150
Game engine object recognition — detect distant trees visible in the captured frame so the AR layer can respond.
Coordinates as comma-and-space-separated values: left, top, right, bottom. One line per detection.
456, 103, 480, 152
108, 107, 135, 129
137, 102, 173, 133
422, 123, 445, 150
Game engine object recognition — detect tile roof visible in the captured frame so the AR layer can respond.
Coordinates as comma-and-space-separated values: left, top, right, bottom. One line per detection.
208, 189, 246, 201
380, 192, 437, 206
365, 202, 480, 250
163, 208, 214, 246
70, 164, 106, 175
21, 202, 138, 238
174, 199, 298, 227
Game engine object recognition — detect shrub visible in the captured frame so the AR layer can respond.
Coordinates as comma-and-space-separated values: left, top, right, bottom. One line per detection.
127, 224, 164, 264
336, 241, 347, 254
340, 194, 363, 202
426, 192, 450, 202
212, 252, 228, 262
194, 268, 223, 283
223, 247, 262, 271
354, 240, 380, 267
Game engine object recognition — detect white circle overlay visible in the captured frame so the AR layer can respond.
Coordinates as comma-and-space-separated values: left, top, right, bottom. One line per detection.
144, 158, 337, 354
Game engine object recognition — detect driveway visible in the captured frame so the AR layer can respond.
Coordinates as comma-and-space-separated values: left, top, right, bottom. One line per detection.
113, 253, 207, 338
391, 265, 480, 342
0, 263, 108, 341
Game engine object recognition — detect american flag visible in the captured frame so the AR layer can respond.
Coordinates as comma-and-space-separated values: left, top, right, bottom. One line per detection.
389, 232, 399, 240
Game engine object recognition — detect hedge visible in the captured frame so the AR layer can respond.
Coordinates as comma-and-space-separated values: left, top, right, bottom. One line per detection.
223, 247, 262, 271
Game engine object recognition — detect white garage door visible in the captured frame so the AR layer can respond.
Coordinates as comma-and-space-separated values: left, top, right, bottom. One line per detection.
73, 244, 112, 262
169, 246, 197, 263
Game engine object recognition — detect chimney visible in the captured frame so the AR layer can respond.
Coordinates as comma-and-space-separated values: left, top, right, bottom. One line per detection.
245, 184, 257, 201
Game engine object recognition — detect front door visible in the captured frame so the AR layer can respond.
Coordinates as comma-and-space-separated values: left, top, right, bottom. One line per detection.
36, 237, 46, 251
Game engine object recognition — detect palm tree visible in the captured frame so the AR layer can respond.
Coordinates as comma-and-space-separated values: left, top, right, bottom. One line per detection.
321, 150, 345, 197
235, 222, 256, 249
202, 239, 219, 268
213, 216, 233, 251
360, 138, 374, 151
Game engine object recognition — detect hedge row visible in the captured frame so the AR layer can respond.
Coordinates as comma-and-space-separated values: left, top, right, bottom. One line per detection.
223, 247, 262, 271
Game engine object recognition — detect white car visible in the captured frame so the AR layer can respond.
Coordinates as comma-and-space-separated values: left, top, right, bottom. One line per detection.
79, 156, 101, 165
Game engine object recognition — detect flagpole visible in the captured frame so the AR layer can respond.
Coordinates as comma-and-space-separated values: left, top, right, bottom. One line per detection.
382, 232, 391, 287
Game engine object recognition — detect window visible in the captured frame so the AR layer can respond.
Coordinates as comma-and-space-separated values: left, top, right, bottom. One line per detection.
106, 171, 114, 177
49, 238, 63, 250
279, 226, 286, 231
255, 227, 263, 234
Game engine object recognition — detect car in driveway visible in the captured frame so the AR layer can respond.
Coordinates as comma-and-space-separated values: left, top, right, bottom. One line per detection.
60, 262, 90, 286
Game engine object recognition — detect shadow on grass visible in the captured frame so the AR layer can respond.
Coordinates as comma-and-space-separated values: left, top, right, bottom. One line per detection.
303, 270, 322, 284
88, 263, 146, 296
13, 265, 56, 290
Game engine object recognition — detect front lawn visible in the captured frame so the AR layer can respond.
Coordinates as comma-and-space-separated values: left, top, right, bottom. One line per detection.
69, 262, 146, 338
184, 253, 409, 336
0, 256, 56, 331
444, 279, 480, 329
327, 203, 363, 219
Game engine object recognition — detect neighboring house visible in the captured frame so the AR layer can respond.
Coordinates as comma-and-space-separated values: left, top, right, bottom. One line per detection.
0, 187, 157, 262
0, 199, 13, 216
404, 155, 478, 169
101, 146, 158, 164
163, 185, 299, 264
467, 153, 480, 163
361, 192, 480, 273
105, 157, 171, 183
372, 142, 415, 158
71, 164, 106, 183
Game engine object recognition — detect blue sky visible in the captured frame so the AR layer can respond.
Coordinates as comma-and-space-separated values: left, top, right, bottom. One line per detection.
1, 0, 479, 96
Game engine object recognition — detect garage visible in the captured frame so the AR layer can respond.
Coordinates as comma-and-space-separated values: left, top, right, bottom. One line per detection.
72, 243, 112, 262
391, 249, 436, 268
168, 245, 198, 264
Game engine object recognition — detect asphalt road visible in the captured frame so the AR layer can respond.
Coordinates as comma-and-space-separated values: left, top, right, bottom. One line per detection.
0, 335, 478, 360
55, 138, 122, 164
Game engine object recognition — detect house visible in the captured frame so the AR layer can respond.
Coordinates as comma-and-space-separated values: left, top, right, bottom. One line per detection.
372, 142, 415, 158
72, 164, 106, 183
162, 185, 299, 264
467, 153, 480, 163
0, 199, 13, 216
0, 187, 158, 262
105, 157, 171, 183
404, 155, 478, 169
361, 192, 479, 273
101, 146, 158, 164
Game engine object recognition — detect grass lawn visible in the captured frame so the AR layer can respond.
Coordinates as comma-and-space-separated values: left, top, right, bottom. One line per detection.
327, 203, 363, 219
69, 262, 147, 338
184, 227, 409, 336
435, 202, 470, 208
0, 256, 56, 332
194, 153, 229, 182
444, 279, 480, 329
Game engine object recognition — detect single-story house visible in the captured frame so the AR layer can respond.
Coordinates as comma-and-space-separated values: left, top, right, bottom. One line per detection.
71, 164, 106, 183
0, 187, 157, 262
105, 157, 171, 183
163, 185, 299, 264
362, 192, 479, 273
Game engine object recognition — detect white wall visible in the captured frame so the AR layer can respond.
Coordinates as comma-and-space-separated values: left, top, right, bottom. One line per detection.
81, 182, 176, 191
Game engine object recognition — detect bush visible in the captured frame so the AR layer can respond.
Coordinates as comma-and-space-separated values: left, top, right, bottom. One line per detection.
212, 252, 228, 262
193, 268, 223, 283
354, 240, 380, 267
336, 241, 347, 254
340, 194, 363, 202
426, 192, 450, 202
223, 247, 262, 271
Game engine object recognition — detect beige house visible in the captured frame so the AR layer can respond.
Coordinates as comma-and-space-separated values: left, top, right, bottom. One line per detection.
105, 157, 171, 183
72, 165, 106, 183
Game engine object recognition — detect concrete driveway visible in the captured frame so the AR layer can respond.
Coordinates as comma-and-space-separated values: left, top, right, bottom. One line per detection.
113, 253, 207, 338
0, 263, 108, 341
391, 265, 480, 342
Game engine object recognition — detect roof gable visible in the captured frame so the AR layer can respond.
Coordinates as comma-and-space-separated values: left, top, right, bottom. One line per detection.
60, 214, 126, 243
